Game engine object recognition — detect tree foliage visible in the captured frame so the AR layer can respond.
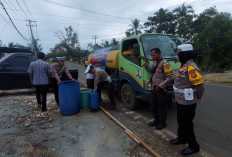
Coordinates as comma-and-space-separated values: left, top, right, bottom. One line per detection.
143, 4, 232, 69
51, 25, 90, 59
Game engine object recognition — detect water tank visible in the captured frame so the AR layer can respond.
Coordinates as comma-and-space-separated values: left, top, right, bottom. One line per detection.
89, 92, 99, 110
59, 80, 80, 115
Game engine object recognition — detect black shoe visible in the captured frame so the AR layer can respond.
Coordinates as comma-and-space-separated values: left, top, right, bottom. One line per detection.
170, 138, 187, 145
155, 122, 167, 130
110, 105, 115, 110
181, 147, 199, 155
42, 108, 47, 112
148, 120, 159, 127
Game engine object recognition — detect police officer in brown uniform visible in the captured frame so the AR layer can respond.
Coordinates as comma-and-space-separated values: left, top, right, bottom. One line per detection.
142, 48, 174, 130
170, 46, 204, 155
88, 65, 115, 109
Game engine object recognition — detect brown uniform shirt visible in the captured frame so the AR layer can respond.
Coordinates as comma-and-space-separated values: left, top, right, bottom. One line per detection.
94, 68, 109, 87
144, 59, 174, 89
51, 63, 73, 80
174, 59, 204, 105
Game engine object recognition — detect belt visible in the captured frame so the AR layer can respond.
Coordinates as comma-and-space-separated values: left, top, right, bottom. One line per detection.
173, 86, 195, 93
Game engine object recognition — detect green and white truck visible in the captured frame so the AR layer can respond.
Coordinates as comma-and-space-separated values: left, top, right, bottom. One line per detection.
88, 33, 183, 109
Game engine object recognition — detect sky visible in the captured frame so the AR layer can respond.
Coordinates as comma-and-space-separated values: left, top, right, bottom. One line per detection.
0, 0, 231, 53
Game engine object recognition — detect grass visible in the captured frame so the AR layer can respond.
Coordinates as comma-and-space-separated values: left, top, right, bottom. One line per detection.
203, 70, 232, 87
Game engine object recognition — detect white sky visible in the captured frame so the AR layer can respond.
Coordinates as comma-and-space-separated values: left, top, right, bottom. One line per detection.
0, 0, 231, 53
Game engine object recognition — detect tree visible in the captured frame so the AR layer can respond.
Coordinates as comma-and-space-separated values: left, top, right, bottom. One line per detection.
193, 12, 232, 69
8, 42, 30, 49
33, 39, 43, 52
55, 26, 80, 50
129, 19, 143, 35
173, 4, 195, 43
110, 38, 119, 46
53, 25, 84, 59
144, 8, 176, 34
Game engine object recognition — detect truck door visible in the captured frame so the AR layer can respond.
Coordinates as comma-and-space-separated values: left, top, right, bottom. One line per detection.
119, 39, 144, 92
1, 55, 32, 89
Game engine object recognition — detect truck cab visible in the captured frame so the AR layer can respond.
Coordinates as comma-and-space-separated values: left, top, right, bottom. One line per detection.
118, 34, 182, 109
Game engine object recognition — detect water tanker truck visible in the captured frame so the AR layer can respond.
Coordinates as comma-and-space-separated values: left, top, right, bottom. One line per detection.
88, 33, 185, 110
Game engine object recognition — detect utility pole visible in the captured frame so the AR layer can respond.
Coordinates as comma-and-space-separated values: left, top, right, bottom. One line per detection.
26, 20, 37, 59
92, 35, 98, 46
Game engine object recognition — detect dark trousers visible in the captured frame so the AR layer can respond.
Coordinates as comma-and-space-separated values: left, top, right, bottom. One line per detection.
149, 88, 168, 122
86, 79, 94, 90
51, 77, 59, 106
34, 85, 48, 111
97, 81, 115, 107
176, 102, 199, 150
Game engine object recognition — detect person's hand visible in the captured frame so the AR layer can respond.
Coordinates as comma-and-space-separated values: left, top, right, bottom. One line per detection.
71, 78, 76, 81
198, 98, 203, 104
155, 84, 160, 91
57, 79, 61, 84
140, 56, 147, 62
172, 94, 175, 99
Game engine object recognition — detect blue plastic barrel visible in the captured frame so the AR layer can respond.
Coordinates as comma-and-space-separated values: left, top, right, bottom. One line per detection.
89, 92, 99, 110
59, 80, 80, 115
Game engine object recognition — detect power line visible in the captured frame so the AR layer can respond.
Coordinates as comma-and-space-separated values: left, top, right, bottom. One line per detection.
15, 0, 30, 19
22, 0, 35, 21
11, 18, 128, 26
0, 1, 29, 40
2, 0, 25, 22
41, 0, 132, 21
5, 7, 130, 25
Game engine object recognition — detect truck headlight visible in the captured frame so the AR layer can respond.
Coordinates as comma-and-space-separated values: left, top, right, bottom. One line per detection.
144, 80, 152, 91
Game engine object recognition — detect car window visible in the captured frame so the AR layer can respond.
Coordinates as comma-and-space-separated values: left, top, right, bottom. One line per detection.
8, 56, 30, 67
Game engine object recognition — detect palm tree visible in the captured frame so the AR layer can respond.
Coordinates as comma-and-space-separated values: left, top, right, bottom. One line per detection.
173, 3, 194, 19
129, 19, 143, 35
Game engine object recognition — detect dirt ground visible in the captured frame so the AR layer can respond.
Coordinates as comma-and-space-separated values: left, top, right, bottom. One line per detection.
0, 93, 137, 157
0, 89, 213, 157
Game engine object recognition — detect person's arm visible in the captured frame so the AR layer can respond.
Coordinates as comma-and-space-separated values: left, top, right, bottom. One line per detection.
159, 62, 174, 89
141, 57, 154, 73
188, 66, 204, 103
47, 64, 52, 81
93, 72, 100, 92
159, 74, 174, 90
27, 63, 33, 84
29, 73, 33, 84
64, 65, 76, 81
195, 84, 204, 103
52, 64, 61, 83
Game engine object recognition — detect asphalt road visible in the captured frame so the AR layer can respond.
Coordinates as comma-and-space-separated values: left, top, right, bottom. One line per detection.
138, 84, 232, 157
66, 62, 232, 157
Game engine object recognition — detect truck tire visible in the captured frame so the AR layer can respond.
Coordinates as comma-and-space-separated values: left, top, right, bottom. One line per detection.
121, 83, 139, 110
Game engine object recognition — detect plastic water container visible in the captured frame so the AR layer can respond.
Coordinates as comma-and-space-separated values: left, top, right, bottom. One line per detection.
59, 80, 80, 115
89, 92, 99, 110
80, 88, 92, 109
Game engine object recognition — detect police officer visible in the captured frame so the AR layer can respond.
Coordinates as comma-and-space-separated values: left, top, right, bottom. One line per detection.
170, 46, 204, 155
85, 58, 96, 90
141, 48, 174, 130
88, 65, 115, 109
51, 57, 76, 106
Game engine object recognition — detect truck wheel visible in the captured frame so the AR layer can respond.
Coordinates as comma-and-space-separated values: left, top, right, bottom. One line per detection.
121, 83, 139, 110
